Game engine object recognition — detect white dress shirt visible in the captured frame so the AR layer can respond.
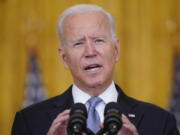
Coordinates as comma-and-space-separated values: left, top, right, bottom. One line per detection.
72, 81, 118, 123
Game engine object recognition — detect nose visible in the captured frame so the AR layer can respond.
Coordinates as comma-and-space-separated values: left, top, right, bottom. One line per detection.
84, 40, 97, 58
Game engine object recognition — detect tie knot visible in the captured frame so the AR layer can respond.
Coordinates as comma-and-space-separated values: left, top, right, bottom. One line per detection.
88, 97, 102, 108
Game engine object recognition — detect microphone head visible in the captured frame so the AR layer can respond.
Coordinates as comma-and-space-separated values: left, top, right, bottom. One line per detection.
70, 103, 87, 117
104, 102, 122, 134
68, 103, 87, 134
104, 102, 121, 116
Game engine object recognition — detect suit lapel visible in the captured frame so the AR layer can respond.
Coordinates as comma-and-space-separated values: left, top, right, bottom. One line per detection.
115, 85, 143, 128
47, 86, 74, 122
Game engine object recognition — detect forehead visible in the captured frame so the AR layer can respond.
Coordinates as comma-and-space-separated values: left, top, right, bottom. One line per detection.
63, 11, 111, 41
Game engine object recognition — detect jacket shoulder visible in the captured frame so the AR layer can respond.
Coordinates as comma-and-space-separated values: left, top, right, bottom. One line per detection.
125, 96, 179, 135
20, 86, 73, 114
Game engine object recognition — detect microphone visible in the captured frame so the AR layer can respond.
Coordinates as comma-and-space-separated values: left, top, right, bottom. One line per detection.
68, 103, 87, 135
103, 102, 122, 135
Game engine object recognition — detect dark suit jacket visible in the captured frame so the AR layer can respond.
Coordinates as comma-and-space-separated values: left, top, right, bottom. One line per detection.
12, 85, 179, 135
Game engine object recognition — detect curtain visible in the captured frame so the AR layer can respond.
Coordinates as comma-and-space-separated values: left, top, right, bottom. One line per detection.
0, 0, 179, 134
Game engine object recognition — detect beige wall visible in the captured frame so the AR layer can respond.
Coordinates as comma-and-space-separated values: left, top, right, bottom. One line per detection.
0, 0, 179, 134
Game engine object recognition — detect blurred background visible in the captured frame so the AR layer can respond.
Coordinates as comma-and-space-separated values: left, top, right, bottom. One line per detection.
0, 0, 180, 134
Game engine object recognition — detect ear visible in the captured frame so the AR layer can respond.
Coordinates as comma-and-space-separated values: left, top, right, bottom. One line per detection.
114, 39, 120, 62
58, 47, 69, 69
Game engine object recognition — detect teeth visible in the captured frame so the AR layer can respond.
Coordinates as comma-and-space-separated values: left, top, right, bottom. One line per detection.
87, 66, 100, 71
85, 65, 101, 71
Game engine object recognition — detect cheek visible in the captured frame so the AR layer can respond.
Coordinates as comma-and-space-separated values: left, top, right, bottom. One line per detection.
62, 47, 84, 71
104, 48, 117, 62
67, 54, 82, 69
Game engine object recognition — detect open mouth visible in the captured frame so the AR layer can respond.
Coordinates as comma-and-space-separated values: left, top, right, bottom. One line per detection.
84, 64, 102, 72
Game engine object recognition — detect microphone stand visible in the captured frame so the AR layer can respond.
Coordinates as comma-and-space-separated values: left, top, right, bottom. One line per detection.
74, 127, 117, 135
84, 128, 95, 135
84, 128, 110, 135
96, 128, 110, 135
96, 128, 106, 135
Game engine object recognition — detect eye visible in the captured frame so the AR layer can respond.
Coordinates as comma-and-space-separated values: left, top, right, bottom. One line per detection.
73, 41, 83, 46
95, 38, 105, 44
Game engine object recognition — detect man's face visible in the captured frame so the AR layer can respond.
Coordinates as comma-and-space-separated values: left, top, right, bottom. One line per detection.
60, 11, 119, 94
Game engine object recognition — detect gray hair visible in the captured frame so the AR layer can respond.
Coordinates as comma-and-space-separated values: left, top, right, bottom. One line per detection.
57, 4, 117, 46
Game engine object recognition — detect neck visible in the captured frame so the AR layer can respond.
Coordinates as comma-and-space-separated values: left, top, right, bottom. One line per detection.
75, 81, 113, 96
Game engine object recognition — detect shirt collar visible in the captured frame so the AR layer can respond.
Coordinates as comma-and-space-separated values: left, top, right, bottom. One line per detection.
72, 84, 91, 104
72, 81, 118, 104
98, 81, 118, 104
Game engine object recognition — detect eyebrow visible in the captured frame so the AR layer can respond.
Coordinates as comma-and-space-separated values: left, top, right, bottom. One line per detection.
71, 36, 86, 43
69, 35, 107, 43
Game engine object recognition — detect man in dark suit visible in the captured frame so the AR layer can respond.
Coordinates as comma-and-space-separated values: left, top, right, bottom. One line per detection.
12, 4, 179, 135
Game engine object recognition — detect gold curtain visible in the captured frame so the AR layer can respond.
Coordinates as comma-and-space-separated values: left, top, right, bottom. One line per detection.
0, 0, 179, 135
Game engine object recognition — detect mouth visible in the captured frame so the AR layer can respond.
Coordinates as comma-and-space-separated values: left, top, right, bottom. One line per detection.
84, 64, 102, 72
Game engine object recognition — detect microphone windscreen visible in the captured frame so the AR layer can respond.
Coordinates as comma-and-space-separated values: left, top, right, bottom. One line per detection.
70, 103, 87, 118
104, 102, 122, 134
68, 103, 87, 134
104, 102, 121, 116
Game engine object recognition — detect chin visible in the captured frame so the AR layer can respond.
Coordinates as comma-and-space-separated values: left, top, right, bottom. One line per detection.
85, 80, 104, 89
